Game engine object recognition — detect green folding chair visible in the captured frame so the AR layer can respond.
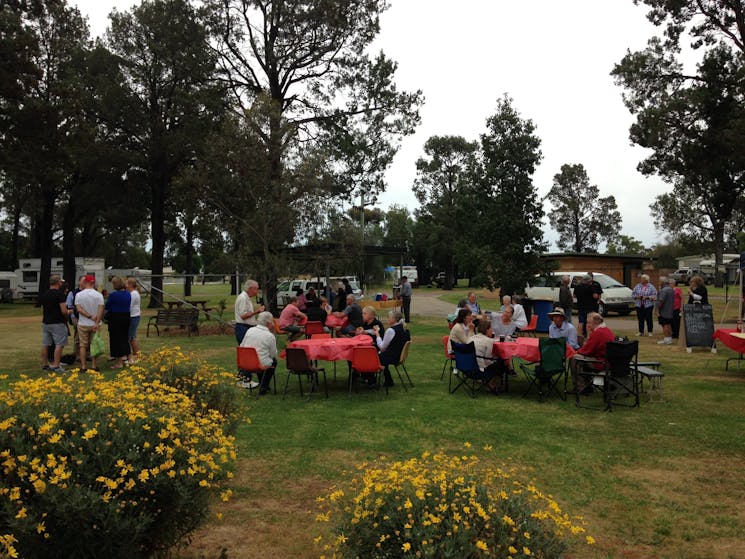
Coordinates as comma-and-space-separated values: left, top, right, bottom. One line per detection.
519, 337, 567, 402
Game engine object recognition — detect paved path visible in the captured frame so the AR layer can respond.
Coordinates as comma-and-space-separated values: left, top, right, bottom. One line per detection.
410, 289, 455, 318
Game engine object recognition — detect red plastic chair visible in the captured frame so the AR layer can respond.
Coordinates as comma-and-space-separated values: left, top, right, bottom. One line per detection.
236, 346, 276, 395
440, 335, 455, 380
273, 318, 288, 336
349, 346, 384, 396
518, 314, 539, 337
310, 333, 331, 339
304, 321, 326, 338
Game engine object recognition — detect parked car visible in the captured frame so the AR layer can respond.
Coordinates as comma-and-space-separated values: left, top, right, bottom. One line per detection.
669, 267, 713, 285
433, 272, 457, 288
525, 272, 635, 316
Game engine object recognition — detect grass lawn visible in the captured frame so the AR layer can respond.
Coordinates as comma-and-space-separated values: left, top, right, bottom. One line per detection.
1, 286, 744, 559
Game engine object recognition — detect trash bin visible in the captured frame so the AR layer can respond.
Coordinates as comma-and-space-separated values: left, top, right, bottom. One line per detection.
531, 299, 554, 333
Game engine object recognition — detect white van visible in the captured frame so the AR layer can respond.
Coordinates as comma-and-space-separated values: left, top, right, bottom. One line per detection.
525, 272, 635, 316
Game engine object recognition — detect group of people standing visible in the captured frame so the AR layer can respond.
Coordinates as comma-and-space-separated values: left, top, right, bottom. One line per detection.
632, 274, 708, 344
40, 274, 141, 372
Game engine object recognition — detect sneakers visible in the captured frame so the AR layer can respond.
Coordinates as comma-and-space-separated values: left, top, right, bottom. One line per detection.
648, 333, 654, 337
634, 332, 642, 337
50, 365, 67, 373
657, 338, 673, 345
237, 380, 260, 389
42, 365, 52, 371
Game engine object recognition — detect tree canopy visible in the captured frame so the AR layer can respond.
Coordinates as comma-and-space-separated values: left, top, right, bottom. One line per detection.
547, 163, 621, 253
614, 0, 745, 285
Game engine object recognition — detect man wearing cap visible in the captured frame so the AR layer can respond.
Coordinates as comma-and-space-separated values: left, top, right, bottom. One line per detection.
40, 274, 70, 372
75, 275, 104, 371
548, 307, 579, 349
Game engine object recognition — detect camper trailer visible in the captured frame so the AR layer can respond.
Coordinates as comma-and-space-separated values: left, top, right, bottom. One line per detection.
0, 271, 20, 301
14, 257, 106, 299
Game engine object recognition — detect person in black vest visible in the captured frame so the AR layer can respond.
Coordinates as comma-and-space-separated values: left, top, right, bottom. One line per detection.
373, 310, 410, 387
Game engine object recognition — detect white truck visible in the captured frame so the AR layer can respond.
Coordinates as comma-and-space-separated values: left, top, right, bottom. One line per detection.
391, 265, 418, 287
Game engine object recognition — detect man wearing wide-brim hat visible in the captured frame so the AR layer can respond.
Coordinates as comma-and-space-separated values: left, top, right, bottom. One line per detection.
547, 307, 579, 350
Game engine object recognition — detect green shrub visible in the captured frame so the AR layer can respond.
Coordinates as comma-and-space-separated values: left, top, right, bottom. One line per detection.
0, 358, 237, 559
315, 445, 595, 558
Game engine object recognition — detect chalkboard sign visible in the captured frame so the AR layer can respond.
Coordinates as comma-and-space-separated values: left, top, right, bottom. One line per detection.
683, 304, 714, 348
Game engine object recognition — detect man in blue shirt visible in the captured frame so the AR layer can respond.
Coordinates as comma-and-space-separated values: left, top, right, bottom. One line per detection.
548, 307, 579, 349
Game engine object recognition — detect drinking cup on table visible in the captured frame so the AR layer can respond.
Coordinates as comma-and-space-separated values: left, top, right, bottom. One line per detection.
499, 335, 505, 342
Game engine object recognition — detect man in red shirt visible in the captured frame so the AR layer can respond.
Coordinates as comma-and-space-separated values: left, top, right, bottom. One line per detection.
569, 312, 615, 392
279, 296, 307, 341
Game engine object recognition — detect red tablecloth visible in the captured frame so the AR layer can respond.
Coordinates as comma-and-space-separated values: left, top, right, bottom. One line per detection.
325, 315, 348, 330
284, 335, 372, 361
492, 337, 576, 363
713, 329, 745, 354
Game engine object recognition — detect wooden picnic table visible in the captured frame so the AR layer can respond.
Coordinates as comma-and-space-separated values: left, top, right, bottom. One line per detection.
164, 299, 213, 316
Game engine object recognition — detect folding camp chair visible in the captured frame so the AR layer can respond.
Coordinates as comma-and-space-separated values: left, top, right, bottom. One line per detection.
449, 342, 493, 398
519, 337, 567, 401
576, 340, 639, 411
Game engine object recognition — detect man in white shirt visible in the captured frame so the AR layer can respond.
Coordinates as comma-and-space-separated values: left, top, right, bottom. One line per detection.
75, 275, 104, 371
240, 311, 278, 395
501, 294, 528, 329
234, 279, 265, 344
547, 307, 579, 349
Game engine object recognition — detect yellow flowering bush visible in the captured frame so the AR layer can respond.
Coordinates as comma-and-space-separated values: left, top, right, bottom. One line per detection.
315, 446, 595, 559
135, 346, 241, 433
0, 352, 238, 559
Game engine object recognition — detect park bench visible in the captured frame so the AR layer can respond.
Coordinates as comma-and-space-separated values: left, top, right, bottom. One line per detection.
637, 361, 664, 403
147, 308, 200, 337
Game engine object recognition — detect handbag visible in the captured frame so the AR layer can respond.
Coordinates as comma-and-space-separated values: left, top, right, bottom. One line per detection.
90, 332, 105, 358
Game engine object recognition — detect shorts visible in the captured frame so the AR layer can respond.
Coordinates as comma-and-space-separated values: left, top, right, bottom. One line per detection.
283, 324, 301, 334
42, 323, 68, 347
78, 325, 95, 348
128, 315, 141, 340
658, 316, 673, 326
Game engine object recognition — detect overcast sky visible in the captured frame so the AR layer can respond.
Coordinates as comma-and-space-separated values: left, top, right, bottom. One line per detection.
73, 0, 673, 249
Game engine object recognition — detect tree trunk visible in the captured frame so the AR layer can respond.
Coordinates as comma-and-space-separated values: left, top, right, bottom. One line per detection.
38, 188, 55, 304
62, 199, 77, 289
148, 180, 166, 308
713, 222, 725, 288
184, 219, 193, 297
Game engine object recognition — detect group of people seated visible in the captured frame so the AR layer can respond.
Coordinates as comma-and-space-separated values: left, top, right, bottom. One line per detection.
453, 292, 528, 335
238, 279, 410, 392
448, 290, 617, 397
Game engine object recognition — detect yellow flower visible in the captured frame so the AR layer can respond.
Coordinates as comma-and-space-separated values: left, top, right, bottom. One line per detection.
475, 540, 488, 551
402, 542, 411, 552
586, 535, 596, 545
